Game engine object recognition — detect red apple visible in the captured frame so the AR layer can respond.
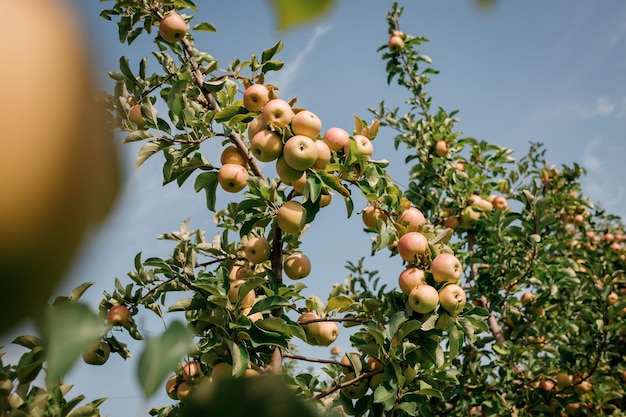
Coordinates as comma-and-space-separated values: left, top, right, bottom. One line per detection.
283, 252, 311, 280
398, 267, 425, 295
323, 127, 350, 153
243, 84, 269, 112
397, 232, 429, 262
250, 129, 283, 162
166, 375, 179, 400
107, 304, 131, 327
438, 284, 467, 316
538, 379, 555, 391
159, 12, 188, 43
220, 145, 248, 167
408, 284, 439, 314
398, 207, 426, 232
388, 35, 404, 52
291, 110, 322, 139
283, 135, 318, 171
491, 195, 509, 211
182, 360, 204, 383
313, 140, 331, 170
244, 236, 271, 264
430, 253, 462, 283
218, 164, 248, 193
276, 201, 306, 234
261, 98, 294, 129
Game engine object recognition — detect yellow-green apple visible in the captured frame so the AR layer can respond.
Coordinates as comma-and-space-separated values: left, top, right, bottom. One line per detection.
291, 172, 307, 194
565, 403, 580, 415
244, 236, 271, 264
438, 284, 467, 316
228, 279, 255, 308
397, 232, 429, 262
353, 134, 374, 157
283, 252, 311, 280
298, 311, 321, 343
408, 284, 439, 314
283, 135, 318, 170
469, 195, 493, 213
176, 381, 192, 402
250, 129, 283, 162
460, 206, 480, 229
128, 104, 146, 129
276, 156, 304, 184
387, 35, 404, 52
243, 84, 270, 112
398, 207, 426, 232
277, 201, 306, 234
243, 368, 261, 377
235, 265, 255, 280
434, 140, 449, 157
82, 340, 110, 365
221, 145, 248, 167
430, 253, 462, 283
159, 12, 188, 43
182, 360, 204, 383
573, 378, 592, 395
314, 320, 339, 346
362, 205, 385, 229
320, 193, 332, 207
556, 373, 573, 388
292, 110, 322, 138
218, 163, 249, 193
323, 127, 351, 152
166, 375, 179, 400
247, 116, 265, 139
367, 356, 383, 371
313, 139, 332, 170
341, 373, 369, 399
107, 304, 131, 327
261, 98, 294, 129
398, 267, 425, 295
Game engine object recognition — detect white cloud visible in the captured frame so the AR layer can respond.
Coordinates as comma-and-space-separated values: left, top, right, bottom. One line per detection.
546, 96, 624, 120
581, 137, 625, 210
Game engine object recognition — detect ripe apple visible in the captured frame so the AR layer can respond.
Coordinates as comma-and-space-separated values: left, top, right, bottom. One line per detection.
453, 160, 465, 171
460, 206, 480, 230
556, 373, 573, 388
469, 195, 493, 213
261, 98, 294, 129
247, 116, 265, 139
82, 340, 110, 365
538, 379, 555, 391
438, 284, 467, 316
211, 362, 233, 379
323, 127, 351, 152
107, 304, 131, 327
362, 205, 385, 229
320, 193, 332, 207
607, 291, 618, 305
128, 104, 146, 129
218, 163, 249, 193
221, 145, 248, 167
397, 232, 429, 262
430, 253, 462, 283
408, 284, 439, 314
292, 110, 322, 138
243, 84, 270, 112
276, 201, 306, 234
244, 236, 271, 264
521, 292, 536, 304
434, 140, 449, 157
276, 156, 304, 184
228, 279, 255, 308
398, 267, 425, 295
444, 215, 459, 230
283, 252, 311, 280
291, 172, 307, 194
314, 320, 339, 346
250, 129, 283, 162
313, 140, 332, 170
573, 379, 592, 395
159, 12, 188, 43
353, 134, 374, 157
283, 135, 319, 171
341, 373, 369, 399
491, 195, 509, 211
182, 360, 204, 383
166, 375, 179, 400
387, 35, 404, 52
176, 381, 192, 402
398, 207, 426, 232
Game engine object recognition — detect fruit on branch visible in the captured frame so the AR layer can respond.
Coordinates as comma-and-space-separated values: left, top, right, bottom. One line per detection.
397, 231, 429, 262
387, 35, 404, 52
323, 127, 350, 152
166, 375, 179, 400
211, 362, 234, 379
444, 215, 459, 230
107, 304, 131, 327
573, 378, 592, 395
340, 373, 369, 399
247, 116, 265, 139
489, 195, 509, 211
244, 236, 271, 264
438, 284, 467, 316
243, 84, 270, 112
565, 403, 580, 415
159, 12, 188, 43
398, 267, 425, 295
314, 320, 339, 346
460, 206, 480, 230
221, 145, 248, 167
291, 172, 307, 194
176, 381, 192, 402
276, 156, 304, 184
453, 160, 466, 171
469, 195, 493, 213
283, 135, 319, 171
434, 140, 449, 157
283, 253, 311, 280
408, 284, 439, 314
430, 253, 462, 283
398, 207, 426, 232
82, 340, 111, 365
369, 373, 388, 389
556, 373, 573, 388
228, 280, 255, 308
292, 110, 322, 138
353, 134, 374, 157
298, 311, 321, 343
606, 291, 618, 305
367, 356, 383, 371
313, 139, 332, 170
362, 205, 386, 229
538, 379, 555, 391
261, 98, 294, 129
251, 130, 283, 162
128, 104, 146, 129
218, 164, 249, 193
320, 193, 332, 207
182, 360, 204, 383
521, 292, 536, 305
276, 201, 306, 234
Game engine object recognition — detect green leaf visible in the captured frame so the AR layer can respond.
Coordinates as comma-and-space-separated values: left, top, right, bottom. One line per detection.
194, 171, 219, 211
193, 22, 217, 32
137, 321, 195, 398
270, 0, 336, 31
12, 335, 44, 349
70, 282, 95, 302
135, 140, 171, 170
326, 295, 354, 312
261, 41, 284, 63
215, 106, 250, 124
123, 130, 154, 143
248, 296, 292, 315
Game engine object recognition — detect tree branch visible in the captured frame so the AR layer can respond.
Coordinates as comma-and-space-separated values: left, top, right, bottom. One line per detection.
314, 369, 383, 400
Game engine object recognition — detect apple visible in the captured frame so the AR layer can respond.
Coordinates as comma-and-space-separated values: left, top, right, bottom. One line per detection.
369, 373, 388, 390
565, 403, 580, 415
283, 135, 318, 171
397, 232, 429, 262
388, 35, 404, 52
556, 373, 573, 388
244, 368, 261, 377
247, 116, 265, 139
367, 356, 383, 371
221, 145, 248, 167
320, 193, 332, 207
430, 253, 462, 283
283, 252, 311, 280
244, 236, 271, 264
313, 140, 332, 170
438, 284, 467, 316
434, 140, 449, 157
398, 207, 426, 232
298, 311, 322, 344
444, 215, 459, 230
353, 134, 374, 157
182, 360, 204, 383
212, 362, 233, 379
314, 320, 339, 346
250, 129, 283, 162
469, 195, 493, 213
261, 98, 294, 129
621, 370, 626, 383
573, 378, 592, 395
491, 195, 509, 210
176, 381, 192, 402
521, 292, 536, 304
166, 375, 179, 400
460, 206, 480, 230
218, 163, 249, 193
292, 110, 322, 138
362, 205, 385, 229
159, 12, 188, 43
82, 340, 110, 365
107, 304, 131, 327
243, 84, 270, 112
398, 267, 425, 295
228, 279, 255, 308
453, 160, 465, 171
128, 104, 146, 129
291, 172, 307, 194
408, 284, 439, 314
276, 201, 306, 234
341, 373, 369, 399
323, 127, 351, 152
538, 379, 555, 391
276, 156, 304, 184
607, 291, 618, 305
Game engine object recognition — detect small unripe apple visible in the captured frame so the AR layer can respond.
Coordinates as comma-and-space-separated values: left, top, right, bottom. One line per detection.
218, 164, 249, 193
261, 98, 294, 129
221, 145, 248, 167
159, 12, 188, 43
438, 284, 467, 316
430, 253, 463, 283
408, 284, 439, 314
323, 127, 350, 152
397, 232, 429, 262
398, 207, 426, 232
82, 340, 110, 365
283, 135, 318, 171
292, 110, 322, 139
243, 84, 270, 112
244, 236, 271, 264
398, 267, 425, 295
250, 129, 283, 162
276, 201, 306, 234
128, 104, 146, 129
388, 35, 404, 52
283, 252, 311, 280
107, 304, 131, 327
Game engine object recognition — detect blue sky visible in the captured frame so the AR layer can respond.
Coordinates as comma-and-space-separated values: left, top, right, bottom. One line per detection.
3, 1, 626, 416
